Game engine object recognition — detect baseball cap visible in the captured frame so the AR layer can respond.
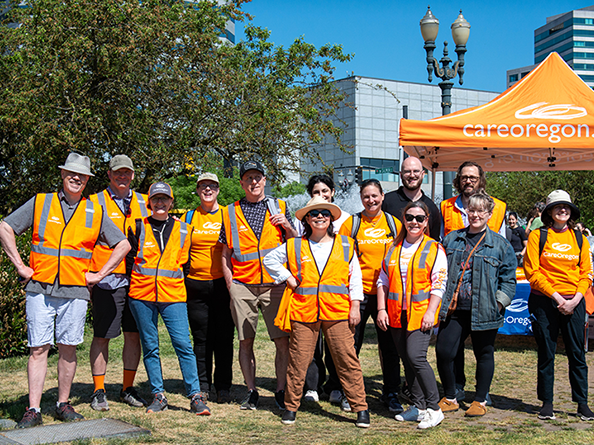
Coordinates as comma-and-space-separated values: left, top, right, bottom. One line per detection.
239, 160, 265, 178
196, 172, 219, 184
148, 182, 174, 200
109, 155, 135, 171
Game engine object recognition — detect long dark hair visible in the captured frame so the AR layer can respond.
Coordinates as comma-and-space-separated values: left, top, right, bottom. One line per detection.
302, 213, 335, 239
307, 175, 335, 202
542, 207, 576, 230
393, 201, 430, 246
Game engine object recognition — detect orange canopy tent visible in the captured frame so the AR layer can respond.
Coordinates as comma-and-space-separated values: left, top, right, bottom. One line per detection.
399, 52, 594, 172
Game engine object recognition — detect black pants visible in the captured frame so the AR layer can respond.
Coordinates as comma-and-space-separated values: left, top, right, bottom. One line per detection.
304, 331, 326, 392
528, 293, 588, 404
185, 277, 235, 392
435, 310, 497, 402
324, 293, 401, 395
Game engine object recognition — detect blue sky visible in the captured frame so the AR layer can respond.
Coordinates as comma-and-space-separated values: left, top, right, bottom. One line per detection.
237, 1, 593, 93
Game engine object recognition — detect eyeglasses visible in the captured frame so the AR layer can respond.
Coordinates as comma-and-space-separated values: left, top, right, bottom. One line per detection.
198, 183, 219, 190
401, 169, 423, 177
404, 214, 427, 223
150, 196, 171, 203
460, 175, 480, 183
308, 209, 332, 218
467, 208, 488, 216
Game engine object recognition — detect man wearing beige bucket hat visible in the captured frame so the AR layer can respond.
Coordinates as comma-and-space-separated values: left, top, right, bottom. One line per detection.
0, 153, 131, 428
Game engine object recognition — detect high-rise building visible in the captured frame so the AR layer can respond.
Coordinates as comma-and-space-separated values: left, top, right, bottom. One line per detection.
507, 5, 594, 88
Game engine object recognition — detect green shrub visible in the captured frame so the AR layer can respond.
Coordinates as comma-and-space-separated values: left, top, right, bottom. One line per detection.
0, 230, 31, 359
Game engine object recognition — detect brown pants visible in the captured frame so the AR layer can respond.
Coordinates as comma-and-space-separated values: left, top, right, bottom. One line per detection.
285, 320, 368, 412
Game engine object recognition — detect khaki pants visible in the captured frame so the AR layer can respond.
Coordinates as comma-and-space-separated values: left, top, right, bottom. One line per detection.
285, 320, 368, 412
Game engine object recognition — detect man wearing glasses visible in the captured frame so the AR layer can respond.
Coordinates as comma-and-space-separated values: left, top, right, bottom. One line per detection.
219, 160, 297, 411
382, 156, 441, 240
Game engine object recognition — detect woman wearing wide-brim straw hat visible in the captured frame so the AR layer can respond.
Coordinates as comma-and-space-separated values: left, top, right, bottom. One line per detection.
263, 196, 370, 428
524, 190, 594, 421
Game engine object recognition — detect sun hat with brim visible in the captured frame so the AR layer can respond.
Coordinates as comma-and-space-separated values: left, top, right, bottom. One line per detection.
58, 153, 95, 177
542, 189, 580, 225
295, 196, 342, 221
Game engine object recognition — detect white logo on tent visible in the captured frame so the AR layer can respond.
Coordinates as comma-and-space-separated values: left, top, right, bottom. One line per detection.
515, 102, 587, 120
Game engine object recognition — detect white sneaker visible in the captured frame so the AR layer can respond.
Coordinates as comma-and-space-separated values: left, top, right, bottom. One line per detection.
341, 395, 351, 412
303, 390, 319, 402
418, 408, 444, 429
395, 405, 426, 422
329, 390, 342, 404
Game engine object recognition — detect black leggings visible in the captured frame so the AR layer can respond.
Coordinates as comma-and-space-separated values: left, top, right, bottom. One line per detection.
435, 311, 497, 402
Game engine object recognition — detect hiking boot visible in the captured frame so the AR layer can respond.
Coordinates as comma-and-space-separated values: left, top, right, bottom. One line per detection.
275, 390, 286, 411
303, 390, 319, 402
190, 393, 211, 416
146, 393, 168, 413
90, 389, 109, 411
438, 397, 459, 413
465, 401, 487, 417
120, 387, 147, 408
281, 410, 297, 425
538, 402, 555, 420
17, 409, 42, 429
386, 392, 403, 414
577, 403, 594, 421
217, 389, 232, 404
395, 405, 426, 422
329, 389, 342, 404
355, 409, 370, 428
418, 408, 444, 429
341, 395, 351, 412
240, 390, 259, 410
56, 402, 84, 422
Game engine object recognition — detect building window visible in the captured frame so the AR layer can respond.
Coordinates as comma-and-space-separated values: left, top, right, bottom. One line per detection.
509, 74, 518, 82
360, 158, 400, 182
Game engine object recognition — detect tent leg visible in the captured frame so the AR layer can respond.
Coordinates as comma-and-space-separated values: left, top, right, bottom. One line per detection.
431, 167, 436, 201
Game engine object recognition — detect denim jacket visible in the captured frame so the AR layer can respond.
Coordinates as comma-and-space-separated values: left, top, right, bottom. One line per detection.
439, 227, 517, 331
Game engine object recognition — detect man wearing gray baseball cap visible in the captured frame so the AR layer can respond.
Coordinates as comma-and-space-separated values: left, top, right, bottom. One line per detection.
88, 154, 149, 412
0, 153, 131, 428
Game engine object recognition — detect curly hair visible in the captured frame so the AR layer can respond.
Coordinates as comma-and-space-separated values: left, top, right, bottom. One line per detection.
452, 161, 486, 194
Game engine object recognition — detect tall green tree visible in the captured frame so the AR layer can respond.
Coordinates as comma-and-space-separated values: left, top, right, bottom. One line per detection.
0, 0, 351, 213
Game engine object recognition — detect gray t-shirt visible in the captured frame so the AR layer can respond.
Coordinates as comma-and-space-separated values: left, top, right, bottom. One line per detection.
3, 191, 126, 300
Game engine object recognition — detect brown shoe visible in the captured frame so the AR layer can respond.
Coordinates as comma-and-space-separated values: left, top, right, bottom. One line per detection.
465, 401, 487, 417
438, 397, 459, 412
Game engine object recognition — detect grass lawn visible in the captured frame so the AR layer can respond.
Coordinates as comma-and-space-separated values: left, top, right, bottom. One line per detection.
1, 317, 593, 444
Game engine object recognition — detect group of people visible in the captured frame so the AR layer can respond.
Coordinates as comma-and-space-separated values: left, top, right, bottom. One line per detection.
0, 153, 593, 431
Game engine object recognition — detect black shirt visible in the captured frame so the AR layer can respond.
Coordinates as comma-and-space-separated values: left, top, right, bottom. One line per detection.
457, 230, 485, 311
509, 226, 527, 253
382, 187, 441, 241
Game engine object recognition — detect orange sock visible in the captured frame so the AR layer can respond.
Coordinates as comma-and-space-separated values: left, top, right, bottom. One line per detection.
93, 374, 105, 392
123, 369, 137, 391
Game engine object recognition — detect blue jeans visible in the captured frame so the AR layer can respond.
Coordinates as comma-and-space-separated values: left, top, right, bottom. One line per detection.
129, 299, 200, 398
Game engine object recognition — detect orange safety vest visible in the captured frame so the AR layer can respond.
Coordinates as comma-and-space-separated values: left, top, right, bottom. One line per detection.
89, 190, 149, 274
183, 207, 224, 281
382, 235, 441, 331
30, 193, 103, 286
222, 199, 286, 285
285, 235, 355, 323
441, 196, 507, 237
128, 218, 191, 303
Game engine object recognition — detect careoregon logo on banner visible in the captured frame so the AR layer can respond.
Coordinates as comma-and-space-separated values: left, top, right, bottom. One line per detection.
515, 102, 587, 120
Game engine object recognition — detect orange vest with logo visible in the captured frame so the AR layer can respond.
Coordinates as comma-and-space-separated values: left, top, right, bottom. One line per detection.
89, 190, 149, 274
128, 218, 191, 303
441, 196, 507, 237
183, 207, 224, 281
30, 193, 103, 286
285, 235, 355, 322
382, 235, 441, 331
222, 199, 286, 285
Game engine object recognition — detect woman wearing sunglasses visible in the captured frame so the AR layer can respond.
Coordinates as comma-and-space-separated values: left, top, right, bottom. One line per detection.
376, 201, 448, 429
263, 196, 370, 428
435, 190, 516, 418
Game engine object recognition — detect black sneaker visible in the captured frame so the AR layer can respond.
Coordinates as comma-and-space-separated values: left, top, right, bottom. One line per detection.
281, 409, 296, 425
146, 393, 168, 413
578, 403, 594, 421
400, 386, 413, 405
275, 390, 286, 411
538, 402, 555, 420
217, 389, 232, 404
17, 408, 42, 428
56, 402, 84, 422
356, 409, 370, 428
386, 392, 403, 414
190, 393, 211, 416
90, 389, 109, 411
240, 390, 259, 410
120, 387, 147, 408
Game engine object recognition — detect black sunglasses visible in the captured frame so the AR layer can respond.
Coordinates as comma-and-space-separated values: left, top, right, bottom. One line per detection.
404, 214, 427, 223
309, 209, 332, 218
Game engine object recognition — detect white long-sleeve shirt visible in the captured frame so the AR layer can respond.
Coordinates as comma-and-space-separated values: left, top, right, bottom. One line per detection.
263, 237, 364, 301
377, 239, 448, 308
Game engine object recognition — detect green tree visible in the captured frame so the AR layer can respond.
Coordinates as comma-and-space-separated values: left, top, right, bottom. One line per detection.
0, 0, 351, 214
